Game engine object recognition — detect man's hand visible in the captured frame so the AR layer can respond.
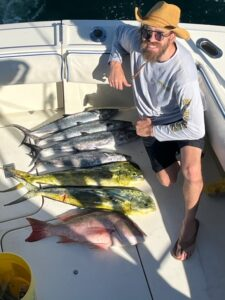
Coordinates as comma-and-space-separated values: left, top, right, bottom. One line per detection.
108, 61, 131, 90
136, 118, 153, 137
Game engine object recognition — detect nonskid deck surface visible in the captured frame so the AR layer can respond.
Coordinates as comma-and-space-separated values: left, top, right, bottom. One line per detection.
0, 108, 223, 300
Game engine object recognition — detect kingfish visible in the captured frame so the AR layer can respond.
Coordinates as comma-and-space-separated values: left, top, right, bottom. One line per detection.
25, 209, 146, 249
30, 150, 130, 171
5, 186, 156, 215
25, 129, 139, 160
1, 161, 145, 192
34, 120, 134, 147
2, 108, 118, 138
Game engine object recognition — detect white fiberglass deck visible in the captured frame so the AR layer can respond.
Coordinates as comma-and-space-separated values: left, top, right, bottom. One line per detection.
0, 108, 224, 300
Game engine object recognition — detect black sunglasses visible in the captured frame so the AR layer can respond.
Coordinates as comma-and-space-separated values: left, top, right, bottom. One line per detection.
141, 27, 171, 42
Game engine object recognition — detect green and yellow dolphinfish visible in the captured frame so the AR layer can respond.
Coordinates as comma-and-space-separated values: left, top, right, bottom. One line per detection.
5, 186, 156, 215
1, 162, 145, 192
203, 178, 225, 196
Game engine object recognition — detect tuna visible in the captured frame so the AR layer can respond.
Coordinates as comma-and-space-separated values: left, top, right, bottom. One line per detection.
34, 120, 135, 147
2, 108, 118, 138
25, 129, 139, 160
30, 150, 130, 172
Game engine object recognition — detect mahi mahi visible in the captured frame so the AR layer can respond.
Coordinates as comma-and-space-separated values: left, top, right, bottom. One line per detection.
5, 186, 156, 215
1, 161, 145, 192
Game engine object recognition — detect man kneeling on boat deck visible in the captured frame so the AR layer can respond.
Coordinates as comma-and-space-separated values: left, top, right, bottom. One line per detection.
108, 1, 205, 261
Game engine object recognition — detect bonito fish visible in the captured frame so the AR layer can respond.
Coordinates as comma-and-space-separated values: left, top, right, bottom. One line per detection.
2, 108, 118, 138
1, 162, 145, 192
30, 150, 130, 171
25, 129, 139, 160
25, 209, 146, 249
34, 120, 134, 147
5, 186, 156, 215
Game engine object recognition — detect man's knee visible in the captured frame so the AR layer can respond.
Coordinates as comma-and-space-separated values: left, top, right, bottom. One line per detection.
182, 164, 202, 183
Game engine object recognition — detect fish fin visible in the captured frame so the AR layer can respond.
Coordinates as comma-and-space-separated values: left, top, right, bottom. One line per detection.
29, 153, 39, 167
3, 124, 39, 141
28, 164, 36, 173
87, 243, 110, 250
57, 208, 94, 222
23, 142, 41, 151
4, 191, 35, 206
57, 236, 76, 243
25, 218, 50, 242
23, 143, 41, 161
80, 132, 89, 136
0, 183, 25, 192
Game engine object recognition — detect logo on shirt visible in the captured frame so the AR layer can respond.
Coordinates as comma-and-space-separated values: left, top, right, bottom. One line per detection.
169, 98, 191, 132
158, 80, 171, 92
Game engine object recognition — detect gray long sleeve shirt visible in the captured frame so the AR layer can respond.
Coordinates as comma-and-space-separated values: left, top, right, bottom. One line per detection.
109, 24, 205, 141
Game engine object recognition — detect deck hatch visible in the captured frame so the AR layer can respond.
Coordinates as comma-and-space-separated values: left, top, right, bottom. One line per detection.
196, 38, 223, 58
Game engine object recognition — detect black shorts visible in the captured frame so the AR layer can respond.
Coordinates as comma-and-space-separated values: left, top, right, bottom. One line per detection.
142, 136, 205, 173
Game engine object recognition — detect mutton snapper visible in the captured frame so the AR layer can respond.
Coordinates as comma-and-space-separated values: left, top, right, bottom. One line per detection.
2, 108, 118, 138
5, 186, 156, 215
25, 209, 146, 249
25, 129, 139, 160
30, 150, 130, 171
34, 120, 135, 147
1, 161, 145, 192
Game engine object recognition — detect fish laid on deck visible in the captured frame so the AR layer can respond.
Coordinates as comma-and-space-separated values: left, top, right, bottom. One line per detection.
1, 161, 145, 191
32, 119, 135, 147
5, 186, 156, 215
30, 150, 130, 171
203, 178, 225, 196
25, 209, 146, 249
25, 129, 139, 160
2, 108, 118, 138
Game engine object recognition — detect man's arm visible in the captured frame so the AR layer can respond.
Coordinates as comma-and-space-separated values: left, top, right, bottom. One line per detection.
108, 61, 131, 90
153, 81, 205, 141
108, 25, 136, 90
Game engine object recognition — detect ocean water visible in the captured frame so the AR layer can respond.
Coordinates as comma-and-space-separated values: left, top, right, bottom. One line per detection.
0, 0, 225, 25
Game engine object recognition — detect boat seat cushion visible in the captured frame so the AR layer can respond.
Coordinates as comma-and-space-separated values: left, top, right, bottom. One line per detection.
0, 53, 62, 85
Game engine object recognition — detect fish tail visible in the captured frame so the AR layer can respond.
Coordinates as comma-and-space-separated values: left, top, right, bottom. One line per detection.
0, 182, 25, 192
28, 164, 36, 172
26, 218, 51, 242
4, 188, 37, 206
3, 124, 39, 141
28, 153, 40, 168
23, 142, 41, 159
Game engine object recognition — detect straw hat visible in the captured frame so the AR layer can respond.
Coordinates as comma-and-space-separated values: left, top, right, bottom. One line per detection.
135, 1, 190, 40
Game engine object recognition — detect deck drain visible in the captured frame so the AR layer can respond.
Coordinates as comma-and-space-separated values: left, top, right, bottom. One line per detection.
73, 270, 79, 275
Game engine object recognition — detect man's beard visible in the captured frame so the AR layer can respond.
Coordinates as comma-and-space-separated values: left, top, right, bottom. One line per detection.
141, 40, 169, 62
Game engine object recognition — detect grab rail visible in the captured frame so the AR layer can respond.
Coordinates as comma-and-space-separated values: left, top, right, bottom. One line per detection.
197, 63, 225, 118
